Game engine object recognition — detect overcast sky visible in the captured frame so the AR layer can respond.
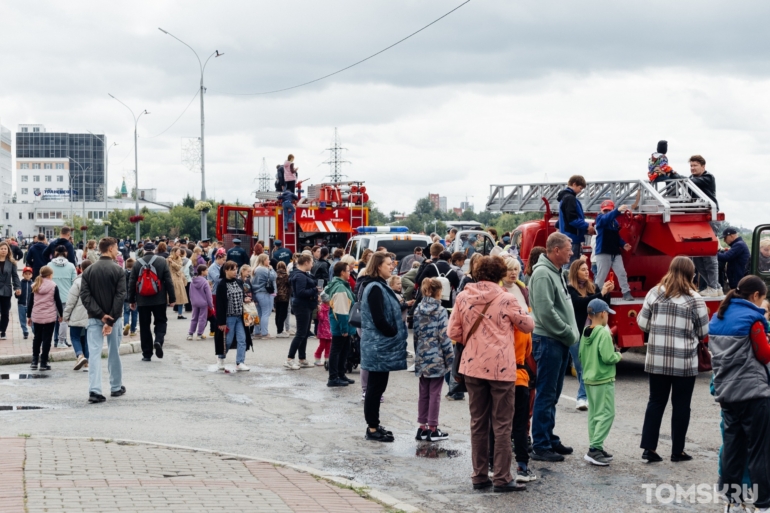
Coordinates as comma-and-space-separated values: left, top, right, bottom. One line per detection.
1, 0, 769, 227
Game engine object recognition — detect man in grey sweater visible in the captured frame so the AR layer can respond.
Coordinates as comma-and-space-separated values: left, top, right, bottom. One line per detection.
80, 237, 127, 404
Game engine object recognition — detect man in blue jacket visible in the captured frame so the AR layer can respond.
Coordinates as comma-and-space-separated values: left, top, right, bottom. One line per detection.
718, 227, 749, 291
42, 227, 77, 266
594, 200, 634, 301
557, 175, 595, 269
25, 234, 49, 279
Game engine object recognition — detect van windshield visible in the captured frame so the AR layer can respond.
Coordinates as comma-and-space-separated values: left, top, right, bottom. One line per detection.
379, 240, 428, 264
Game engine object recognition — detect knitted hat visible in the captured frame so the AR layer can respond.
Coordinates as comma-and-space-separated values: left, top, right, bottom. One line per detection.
656, 140, 668, 154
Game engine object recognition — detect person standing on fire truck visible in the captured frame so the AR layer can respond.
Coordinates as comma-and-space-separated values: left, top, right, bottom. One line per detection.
283, 154, 299, 193
557, 175, 595, 269
688, 155, 722, 297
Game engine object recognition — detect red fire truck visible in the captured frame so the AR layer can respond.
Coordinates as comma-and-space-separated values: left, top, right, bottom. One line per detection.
487, 179, 725, 349
216, 181, 369, 254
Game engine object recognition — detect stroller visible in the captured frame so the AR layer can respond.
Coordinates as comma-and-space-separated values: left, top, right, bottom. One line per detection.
324, 333, 361, 373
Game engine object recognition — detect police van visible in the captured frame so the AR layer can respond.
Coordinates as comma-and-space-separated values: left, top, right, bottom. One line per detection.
344, 227, 433, 273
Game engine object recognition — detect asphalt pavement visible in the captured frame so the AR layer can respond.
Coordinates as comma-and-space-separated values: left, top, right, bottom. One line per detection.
0, 313, 725, 512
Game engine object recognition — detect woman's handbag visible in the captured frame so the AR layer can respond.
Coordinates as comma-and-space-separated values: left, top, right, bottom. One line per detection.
348, 302, 362, 328
697, 340, 712, 373
451, 302, 492, 386
242, 302, 259, 327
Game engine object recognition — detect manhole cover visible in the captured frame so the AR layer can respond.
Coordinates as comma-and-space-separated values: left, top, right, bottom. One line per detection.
0, 406, 48, 411
0, 374, 49, 380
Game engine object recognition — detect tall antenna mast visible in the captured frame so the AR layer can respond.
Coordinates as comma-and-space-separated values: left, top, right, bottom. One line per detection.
257, 157, 271, 192
323, 127, 350, 183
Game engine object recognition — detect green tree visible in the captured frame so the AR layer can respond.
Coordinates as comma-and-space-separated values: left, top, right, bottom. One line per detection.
182, 194, 196, 209
365, 201, 388, 226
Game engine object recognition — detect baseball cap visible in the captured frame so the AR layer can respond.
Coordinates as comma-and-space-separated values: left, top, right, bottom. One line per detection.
22, 267, 32, 274
587, 298, 616, 316
721, 227, 738, 238
216, 249, 226, 257
274, 240, 282, 246
144, 242, 156, 251
600, 200, 615, 211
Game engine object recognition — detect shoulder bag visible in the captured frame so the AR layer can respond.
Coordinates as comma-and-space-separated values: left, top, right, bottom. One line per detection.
451, 301, 492, 386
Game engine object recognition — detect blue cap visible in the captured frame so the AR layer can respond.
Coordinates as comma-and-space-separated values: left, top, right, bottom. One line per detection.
274, 240, 282, 246
587, 298, 615, 316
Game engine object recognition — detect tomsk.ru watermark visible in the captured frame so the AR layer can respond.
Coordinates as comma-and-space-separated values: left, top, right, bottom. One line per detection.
642, 483, 759, 505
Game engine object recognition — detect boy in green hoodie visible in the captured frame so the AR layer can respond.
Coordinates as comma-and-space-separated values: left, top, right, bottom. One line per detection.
579, 298, 622, 466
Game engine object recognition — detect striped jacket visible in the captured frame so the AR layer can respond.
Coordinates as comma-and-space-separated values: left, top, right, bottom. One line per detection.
637, 285, 709, 377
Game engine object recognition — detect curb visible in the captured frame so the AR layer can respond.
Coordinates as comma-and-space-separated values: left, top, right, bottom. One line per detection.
0, 341, 142, 366
24, 436, 422, 513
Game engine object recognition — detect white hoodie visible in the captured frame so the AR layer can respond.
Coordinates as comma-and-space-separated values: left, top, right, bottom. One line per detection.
50, 256, 77, 303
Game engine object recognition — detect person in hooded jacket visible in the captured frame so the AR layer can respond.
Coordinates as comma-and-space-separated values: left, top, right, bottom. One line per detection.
447, 255, 534, 493
27, 266, 63, 371
709, 275, 770, 510
188, 264, 213, 340
50, 245, 77, 347
25, 234, 49, 279
359, 252, 409, 443
557, 175, 595, 268
63, 259, 92, 371
43, 227, 77, 266
17, 267, 33, 340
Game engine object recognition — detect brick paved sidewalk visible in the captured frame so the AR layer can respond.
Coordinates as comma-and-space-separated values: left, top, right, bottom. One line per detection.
0, 437, 389, 513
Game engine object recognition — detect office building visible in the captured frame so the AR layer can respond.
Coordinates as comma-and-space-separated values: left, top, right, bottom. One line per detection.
0, 120, 11, 205
439, 196, 447, 213
15, 125, 105, 203
460, 201, 474, 212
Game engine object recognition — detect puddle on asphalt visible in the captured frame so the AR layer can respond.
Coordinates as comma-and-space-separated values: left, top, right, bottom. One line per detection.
415, 444, 462, 459
0, 405, 48, 411
0, 374, 49, 380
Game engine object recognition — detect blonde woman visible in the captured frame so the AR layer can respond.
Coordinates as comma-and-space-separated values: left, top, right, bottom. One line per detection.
168, 248, 189, 319
85, 240, 99, 264
252, 254, 277, 339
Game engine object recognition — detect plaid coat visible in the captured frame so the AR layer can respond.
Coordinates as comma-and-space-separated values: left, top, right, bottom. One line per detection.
637, 285, 709, 377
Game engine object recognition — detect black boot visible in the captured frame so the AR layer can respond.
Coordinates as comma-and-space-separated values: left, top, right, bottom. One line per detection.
30, 358, 38, 370
39, 358, 51, 371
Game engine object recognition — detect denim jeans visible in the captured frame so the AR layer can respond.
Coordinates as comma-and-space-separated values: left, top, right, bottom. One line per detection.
531, 334, 570, 452
564, 241, 582, 270
70, 326, 88, 358
86, 318, 123, 396
223, 316, 246, 364
123, 303, 137, 332
569, 342, 587, 401
17, 304, 29, 335
255, 292, 274, 337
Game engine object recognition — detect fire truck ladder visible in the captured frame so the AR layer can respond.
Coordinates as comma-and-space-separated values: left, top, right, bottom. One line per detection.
486, 179, 717, 223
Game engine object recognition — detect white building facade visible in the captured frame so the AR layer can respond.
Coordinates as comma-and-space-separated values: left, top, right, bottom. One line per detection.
0, 121, 12, 205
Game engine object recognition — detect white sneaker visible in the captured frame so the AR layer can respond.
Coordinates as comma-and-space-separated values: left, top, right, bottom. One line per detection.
702, 287, 723, 298
314, 359, 324, 366
236, 363, 250, 372
576, 399, 588, 411
277, 332, 290, 338
217, 358, 225, 370
288, 330, 296, 335
361, 391, 366, 401
186, 335, 193, 340
299, 360, 313, 368
283, 360, 300, 370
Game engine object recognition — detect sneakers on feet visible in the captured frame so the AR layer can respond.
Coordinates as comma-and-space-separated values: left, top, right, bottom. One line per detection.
30, 361, 38, 370
236, 363, 250, 372
531, 449, 565, 462
340, 376, 355, 384
365, 426, 394, 443
493, 480, 526, 493
515, 466, 537, 482
0, 332, 6, 340
39, 363, 51, 371
446, 393, 465, 401
361, 391, 366, 401
88, 392, 106, 404
110, 386, 126, 397
584, 449, 610, 466
642, 449, 663, 463
314, 359, 324, 366
575, 399, 588, 411
415, 428, 428, 441
671, 452, 693, 462
327, 378, 348, 387
186, 335, 193, 340
73, 355, 87, 371
209, 331, 216, 337
622, 291, 635, 301
277, 332, 289, 338
283, 360, 300, 370
129, 331, 137, 337
217, 358, 225, 370
23, 333, 28, 339
601, 450, 613, 461
197, 334, 206, 340
123, 324, 130, 336
552, 443, 574, 455
426, 428, 449, 441
298, 360, 313, 368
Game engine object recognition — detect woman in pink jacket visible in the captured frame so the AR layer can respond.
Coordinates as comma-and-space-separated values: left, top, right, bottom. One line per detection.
27, 266, 64, 371
448, 255, 534, 494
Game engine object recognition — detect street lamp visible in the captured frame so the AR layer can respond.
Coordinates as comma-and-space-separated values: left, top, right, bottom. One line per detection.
159, 27, 224, 240
67, 157, 91, 243
108, 93, 149, 242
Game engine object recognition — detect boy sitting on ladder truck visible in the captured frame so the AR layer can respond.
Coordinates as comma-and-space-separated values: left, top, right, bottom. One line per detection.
593, 200, 634, 302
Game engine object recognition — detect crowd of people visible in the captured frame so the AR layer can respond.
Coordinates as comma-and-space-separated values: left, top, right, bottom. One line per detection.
0, 152, 768, 508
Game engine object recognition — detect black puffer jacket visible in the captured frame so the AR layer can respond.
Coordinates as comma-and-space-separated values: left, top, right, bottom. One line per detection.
289, 268, 318, 309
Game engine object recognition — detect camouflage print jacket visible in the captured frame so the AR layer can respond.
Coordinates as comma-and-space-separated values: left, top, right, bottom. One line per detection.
413, 297, 454, 378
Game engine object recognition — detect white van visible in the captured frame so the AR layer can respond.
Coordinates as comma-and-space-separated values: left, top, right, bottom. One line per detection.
446, 229, 497, 273
344, 227, 433, 273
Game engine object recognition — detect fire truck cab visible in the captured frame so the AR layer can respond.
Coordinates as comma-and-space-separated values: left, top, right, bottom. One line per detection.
487, 179, 725, 349
216, 181, 369, 254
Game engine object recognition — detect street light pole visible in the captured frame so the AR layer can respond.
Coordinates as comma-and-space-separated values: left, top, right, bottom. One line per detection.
159, 28, 223, 240
109, 94, 149, 242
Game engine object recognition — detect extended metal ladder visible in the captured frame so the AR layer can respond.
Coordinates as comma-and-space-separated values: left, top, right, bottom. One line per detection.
486, 179, 717, 222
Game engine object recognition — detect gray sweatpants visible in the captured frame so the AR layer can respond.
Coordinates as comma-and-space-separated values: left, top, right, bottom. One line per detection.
693, 256, 719, 290
594, 253, 631, 294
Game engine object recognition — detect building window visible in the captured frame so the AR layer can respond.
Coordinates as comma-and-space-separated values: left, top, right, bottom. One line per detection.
21, 163, 29, 169
45, 175, 52, 182
33, 127, 40, 133
21, 188, 28, 195
33, 176, 40, 182
44, 163, 52, 169
21, 127, 28, 133
57, 175, 64, 182
4, 213, 8, 220
21, 175, 28, 182
28, 212, 34, 220
19, 212, 22, 220
55, 163, 64, 170
32, 163, 40, 169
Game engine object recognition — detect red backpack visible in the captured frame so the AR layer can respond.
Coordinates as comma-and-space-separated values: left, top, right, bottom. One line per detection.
136, 255, 161, 297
